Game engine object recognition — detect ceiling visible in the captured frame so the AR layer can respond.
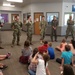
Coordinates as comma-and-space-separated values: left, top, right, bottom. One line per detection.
0, 0, 75, 7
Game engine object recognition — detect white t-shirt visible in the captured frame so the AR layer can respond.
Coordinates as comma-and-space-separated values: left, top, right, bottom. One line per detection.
36, 59, 48, 75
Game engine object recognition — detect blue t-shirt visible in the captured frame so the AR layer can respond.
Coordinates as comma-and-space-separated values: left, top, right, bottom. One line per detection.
61, 51, 73, 64
48, 47, 55, 59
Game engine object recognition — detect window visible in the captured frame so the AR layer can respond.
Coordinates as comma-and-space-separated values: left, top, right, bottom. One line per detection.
64, 13, 74, 26
46, 12, 59, 25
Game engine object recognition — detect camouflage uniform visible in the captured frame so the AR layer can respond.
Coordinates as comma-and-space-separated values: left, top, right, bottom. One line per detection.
25, 20, 33, 43
65, 19, 74, 40
11, 21, 22, 45
39, 21, 48, 40
51, 20, 58, 41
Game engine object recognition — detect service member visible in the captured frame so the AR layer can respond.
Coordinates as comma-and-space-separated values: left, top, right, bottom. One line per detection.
0, 22, 4, 49
51, 16, 58, 42
25, 15, 33, 45
39, 16, 48, 43
11, 16, 22, 47
65, 16, 74, 40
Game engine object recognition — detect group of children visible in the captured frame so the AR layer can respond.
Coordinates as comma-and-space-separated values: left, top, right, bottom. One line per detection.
19, 38, 75, 75
0, 53, 11, 75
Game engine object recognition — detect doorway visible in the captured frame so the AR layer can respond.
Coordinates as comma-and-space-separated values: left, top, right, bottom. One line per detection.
34, 12, 44, 35
11, 14, 19, 22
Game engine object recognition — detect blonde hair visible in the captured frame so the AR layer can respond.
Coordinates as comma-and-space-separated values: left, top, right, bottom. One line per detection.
42, 53, 50, 66
48, 42, 52, 47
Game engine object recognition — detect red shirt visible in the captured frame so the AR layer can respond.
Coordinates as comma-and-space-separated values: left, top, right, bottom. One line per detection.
38, 44, 48, 54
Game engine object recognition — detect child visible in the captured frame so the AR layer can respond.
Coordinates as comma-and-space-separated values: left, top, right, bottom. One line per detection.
56, 39, 67, 52
68, 39, 75, 54
56, 45, 75, 70
38, 41, 48, 54
19, 40, 32, 64
48, 42, 55, 59
28, 48, 38, 75
63, 65, 74, 75
0, 53, 11, 60
32, 52, 50, 75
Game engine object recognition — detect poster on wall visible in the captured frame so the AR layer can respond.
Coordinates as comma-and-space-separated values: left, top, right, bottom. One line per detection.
0, 14, 8, 24
46, 12, 59, 25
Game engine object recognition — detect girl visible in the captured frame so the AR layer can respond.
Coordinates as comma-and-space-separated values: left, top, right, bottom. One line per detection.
32, 52, 50, 75
28, 48, 38, 75
68, 39, 75, 54
56, 39, 67, 52
19, 40, 32, 64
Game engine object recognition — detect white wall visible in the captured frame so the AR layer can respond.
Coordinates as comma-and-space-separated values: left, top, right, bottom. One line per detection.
22, 3, 63, 26
0, 6, 22, 11
62, 2, 75, 25
0, 11, 21, 23
22, 4, 31, 13
61, 2, 75, 35
0, 6, 22, 23
63, 2, 75, 12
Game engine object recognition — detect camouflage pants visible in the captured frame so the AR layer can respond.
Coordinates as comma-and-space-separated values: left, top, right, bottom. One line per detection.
65, 27, 74, 39
12, 31, 21, 45
27, 33, 32, 43
51, 29, 57, 41
40, 30, 45, 40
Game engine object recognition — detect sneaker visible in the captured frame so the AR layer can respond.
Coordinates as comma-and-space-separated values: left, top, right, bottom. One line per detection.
6, 52, 11, 59
17, 44, 21, 46
0, 65, 8, 69
0, 47, 4, 49
11, 45, 14, 48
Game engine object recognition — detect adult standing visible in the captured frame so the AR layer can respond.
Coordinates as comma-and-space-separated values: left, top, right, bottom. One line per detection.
65, 16, 74, 40
0, 22, 4, 49
51, 16, 58, 42
11, 15, 22, 47
39, 16, 48, 43
25, 15, 34, 45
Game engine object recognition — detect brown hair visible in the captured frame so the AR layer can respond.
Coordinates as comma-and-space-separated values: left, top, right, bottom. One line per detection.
24, 40, 30, 48
63, 65, 74, 75
32, 48, 38, 58
44, 41, 48, 45
14, 15, 18, 18
65, 45, 71, 51
42, 15, 45, 18
27, 15, 31, 19
62, 39, 66, 43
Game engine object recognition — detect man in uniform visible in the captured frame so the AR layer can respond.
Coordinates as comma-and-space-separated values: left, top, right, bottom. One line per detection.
25, 15, 33, 45
39, 16, 48, 43
51, 16, 58, 42
65, 16, 74, 40
11, 16, 22, 47
0, 22, 4, 49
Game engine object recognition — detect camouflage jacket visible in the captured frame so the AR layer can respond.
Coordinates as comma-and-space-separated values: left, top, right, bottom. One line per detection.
39, 20, 48, 31
51, 20, 58, 28
67, 19, 74, 26
25, 20, 33, 34
11, 21, 22, 32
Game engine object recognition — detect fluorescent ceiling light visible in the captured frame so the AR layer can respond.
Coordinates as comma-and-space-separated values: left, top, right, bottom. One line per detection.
7, 0, 23, 3
3, 3, 15, 7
